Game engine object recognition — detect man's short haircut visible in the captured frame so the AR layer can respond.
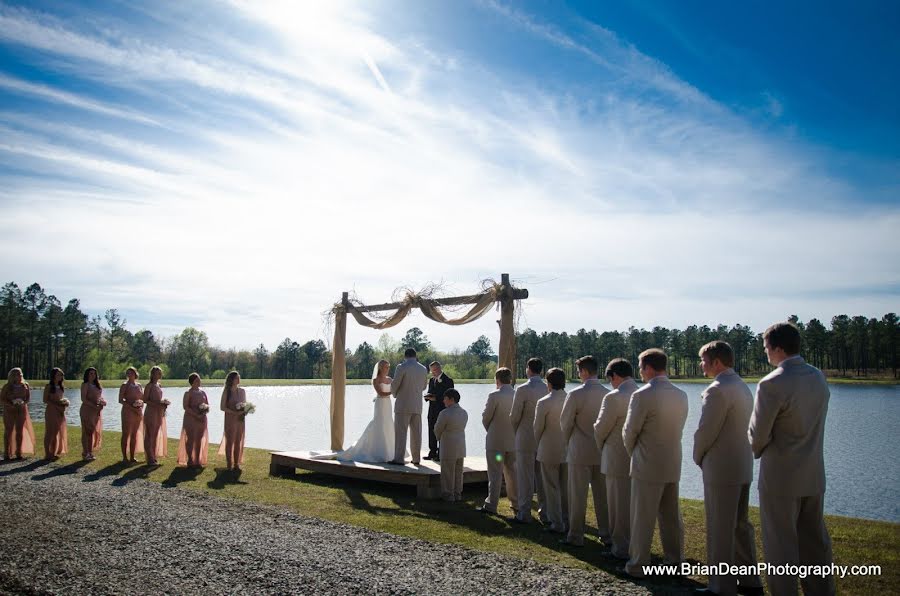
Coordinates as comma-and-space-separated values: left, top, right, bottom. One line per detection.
404, 348, 417, 358
605, 358, 633, 379
763, 322, 802, 355
575, 355, 599, 376
495, 367, 512, 385
429, 361, 442, 369
699, 340, 735, 368
638, 349, 667, 373
444, 388, 461, 403
546, 368, 566, 390
526, 357, 543, 375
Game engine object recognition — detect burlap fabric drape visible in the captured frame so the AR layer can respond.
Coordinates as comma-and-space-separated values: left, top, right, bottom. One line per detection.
329, 284, 503, 451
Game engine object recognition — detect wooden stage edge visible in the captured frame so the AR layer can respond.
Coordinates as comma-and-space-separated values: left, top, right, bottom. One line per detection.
269, 451, 489, 499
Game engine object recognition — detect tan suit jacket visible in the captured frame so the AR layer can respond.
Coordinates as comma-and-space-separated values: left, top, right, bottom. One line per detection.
561, 378, 608, 466
390, 358, 428, 415
510, 375, 545, 453
482, 384, 515, 452
623, 376, 688, 483
693, 368, 754, 485
749, 356, 829, 496
594, 378, 638, 478
434, 403, 467, 460
534, 389, 566, 464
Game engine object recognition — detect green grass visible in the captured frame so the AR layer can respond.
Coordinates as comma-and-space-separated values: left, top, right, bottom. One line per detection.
11, 423, 897, 594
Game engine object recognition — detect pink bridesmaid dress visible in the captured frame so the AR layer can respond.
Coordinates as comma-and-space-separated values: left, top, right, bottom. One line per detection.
42, 386, 68, 458
2, 383, 36, 459
80, 383, 104, 457
142, 382, 168, 462
177, 389, 209, 467
217, 387, 246, 468
119, 382, 145, 458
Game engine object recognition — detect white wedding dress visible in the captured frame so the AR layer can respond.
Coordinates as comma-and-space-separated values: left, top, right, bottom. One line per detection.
334, 382, 400, 463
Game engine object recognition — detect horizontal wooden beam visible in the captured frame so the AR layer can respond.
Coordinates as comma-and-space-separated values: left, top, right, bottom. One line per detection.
346, 288, 528, 313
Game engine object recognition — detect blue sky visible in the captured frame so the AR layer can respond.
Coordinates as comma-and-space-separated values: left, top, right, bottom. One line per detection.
0, 0, 897, 352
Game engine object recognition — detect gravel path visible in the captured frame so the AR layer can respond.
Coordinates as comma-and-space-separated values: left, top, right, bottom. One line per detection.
0, 459, 688, 595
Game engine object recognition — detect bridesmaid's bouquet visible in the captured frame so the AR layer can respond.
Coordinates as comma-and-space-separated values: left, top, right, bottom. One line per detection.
198, 403, 210, 413
12, 398, 24, 407
133, 399, 144, 408
59, 398, 70, 407
161, 398, 171, 407
237, 402, 256, 415
98, 398, 107, 408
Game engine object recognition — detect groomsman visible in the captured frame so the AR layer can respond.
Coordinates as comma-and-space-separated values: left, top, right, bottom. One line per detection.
693, 341, 762, 595
622, 349, 688, 577
750, 322, 835, 596
560, 355, 609, 547
434, 388, 468, 502
478, 367, 518, 514
533, 367, 569, 533
593, 358, 638, 560
510, 357, 547, 523
425, 361, 454, 461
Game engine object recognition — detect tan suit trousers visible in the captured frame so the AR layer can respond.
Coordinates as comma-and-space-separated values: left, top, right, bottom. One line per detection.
626, 479, 684, 576
394, 412, 421, 463
759, 491, 835, 596
606, 475, 631, 559
484, 449, 517, 512
515, 451, 538, 520
440, 457, 464, 500
540, 462, 569, 532
704, 483, 762, 595
567, 464, 609, 545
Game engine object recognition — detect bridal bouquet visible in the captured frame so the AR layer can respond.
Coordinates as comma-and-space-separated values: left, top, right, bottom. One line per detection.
133, 399, 144, 408
12, 398, 24, 407
59, 398, 70, 407
198, 403, 210, 413
237, 402, 256, 415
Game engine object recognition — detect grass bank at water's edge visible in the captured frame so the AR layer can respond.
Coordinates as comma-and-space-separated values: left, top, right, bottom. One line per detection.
4, 423, 896, 594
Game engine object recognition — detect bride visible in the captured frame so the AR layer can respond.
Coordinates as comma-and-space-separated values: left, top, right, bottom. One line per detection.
333, 359, 399, 463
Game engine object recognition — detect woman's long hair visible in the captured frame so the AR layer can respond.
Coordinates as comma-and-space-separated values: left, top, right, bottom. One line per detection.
222, 370, 240, 399
0, 367, 23, 401
47, 367, 64, 392
83, 367, 102, 389
150, 366, 162, 383
371, 359, 389, 381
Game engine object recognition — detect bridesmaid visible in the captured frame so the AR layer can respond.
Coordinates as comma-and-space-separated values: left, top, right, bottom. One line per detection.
42, 367, 69, 460
218, 370, 246, 471
1, 367, 36, 460
177, 372, 209, 468
142, 366, 168, 465
118, 367, 144, 463
80, 367, 105, 460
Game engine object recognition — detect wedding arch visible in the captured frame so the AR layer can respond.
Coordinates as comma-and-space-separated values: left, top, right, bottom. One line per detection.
327, 273, 528, 451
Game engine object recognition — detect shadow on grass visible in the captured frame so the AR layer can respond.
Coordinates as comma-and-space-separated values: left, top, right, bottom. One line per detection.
207, 468, 248, 490
162, 466, 203, 488
111, 463, 161, 487
31, 459, 90, 481
83, 460, 133, 482
0, 458, 49, 477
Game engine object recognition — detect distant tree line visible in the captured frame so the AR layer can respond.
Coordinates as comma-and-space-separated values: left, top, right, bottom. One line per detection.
1, 282, 896, 381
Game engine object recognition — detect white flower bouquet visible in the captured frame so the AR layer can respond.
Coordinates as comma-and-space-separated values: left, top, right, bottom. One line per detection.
98, 398, 107, 408
198, 403, 210, 413
133, 399, 144, 408
237, 401, 256, 415
12, 398, 24, 407
59, 398, 70, 407
160, 398, 171, 407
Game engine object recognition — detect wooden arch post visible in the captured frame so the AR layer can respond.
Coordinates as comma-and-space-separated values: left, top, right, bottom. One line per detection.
328, 274, 527, 452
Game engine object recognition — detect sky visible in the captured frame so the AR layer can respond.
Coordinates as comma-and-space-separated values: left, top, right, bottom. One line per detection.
0, 0, 898, 354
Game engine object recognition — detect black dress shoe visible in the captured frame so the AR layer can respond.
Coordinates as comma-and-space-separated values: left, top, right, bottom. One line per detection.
476, 506, 496, 515
423, 454, 434, 460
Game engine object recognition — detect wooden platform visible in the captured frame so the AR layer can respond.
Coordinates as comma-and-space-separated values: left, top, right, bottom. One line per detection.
269, 451, 489, 499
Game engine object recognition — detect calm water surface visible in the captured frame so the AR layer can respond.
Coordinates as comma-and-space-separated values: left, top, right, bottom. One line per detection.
26, 381, 899, 522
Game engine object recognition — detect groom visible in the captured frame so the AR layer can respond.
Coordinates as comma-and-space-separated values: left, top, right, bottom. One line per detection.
390, 348, 429, 465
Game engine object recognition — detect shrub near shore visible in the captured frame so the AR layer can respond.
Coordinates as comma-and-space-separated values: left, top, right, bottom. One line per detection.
9, 423, 897, 595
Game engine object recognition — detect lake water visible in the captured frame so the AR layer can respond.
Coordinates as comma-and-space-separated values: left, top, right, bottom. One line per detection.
23, 381, 900, 523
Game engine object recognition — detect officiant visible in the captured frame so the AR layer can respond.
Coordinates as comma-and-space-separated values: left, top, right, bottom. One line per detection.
424, 361, 454, 461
